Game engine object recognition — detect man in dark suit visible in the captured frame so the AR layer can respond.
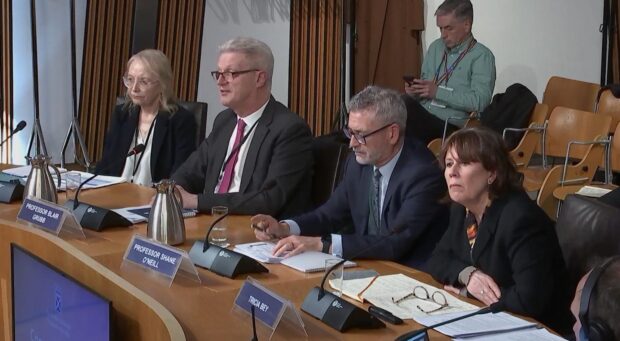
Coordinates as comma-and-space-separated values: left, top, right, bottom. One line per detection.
252, 86, 448, 269
172, 37, 313, 218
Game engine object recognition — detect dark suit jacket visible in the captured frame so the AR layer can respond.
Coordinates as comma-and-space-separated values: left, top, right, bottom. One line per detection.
293, 137, 449, 269
426, 190, 572, 332
171, 97, 313, 218
96, 104, 197, 182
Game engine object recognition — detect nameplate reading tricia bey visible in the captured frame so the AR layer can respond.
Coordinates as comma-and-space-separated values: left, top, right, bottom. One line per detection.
233, 277, 307, 338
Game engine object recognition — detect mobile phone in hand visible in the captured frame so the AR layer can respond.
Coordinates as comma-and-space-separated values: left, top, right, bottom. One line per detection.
403, 75, 415, 86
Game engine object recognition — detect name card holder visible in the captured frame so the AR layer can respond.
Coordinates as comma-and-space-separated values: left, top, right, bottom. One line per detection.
233, 277, 307, 340
17, 197, 85, 239
122, 234, 201, 287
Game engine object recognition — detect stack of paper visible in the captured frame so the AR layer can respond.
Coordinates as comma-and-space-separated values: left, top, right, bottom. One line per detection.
331, 273, 477, 319
575, 185, 613, 197
416, 311, 565, 340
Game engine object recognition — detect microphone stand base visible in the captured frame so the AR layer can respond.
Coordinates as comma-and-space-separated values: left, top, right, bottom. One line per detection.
301, 286, 385, 332
189, 240, 268, 278
64, 200, 132, 231
0, 181, 24, 203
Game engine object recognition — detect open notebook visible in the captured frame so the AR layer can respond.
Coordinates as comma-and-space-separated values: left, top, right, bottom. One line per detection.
234, 241, 356, 272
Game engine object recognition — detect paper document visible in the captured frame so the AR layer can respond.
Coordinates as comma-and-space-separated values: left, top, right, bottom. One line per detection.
57, 171, 125, 191
113, 205, 197, 224
331, 273, 477, 319
453, 327, 566, 340
415, 311, 536, 338
575, 185, 613, 197
234, 241, 286, 263
280, 251, 356, 273
3, 165, 67, 178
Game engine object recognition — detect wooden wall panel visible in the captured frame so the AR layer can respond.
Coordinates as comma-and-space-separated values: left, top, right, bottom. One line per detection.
79, 0, 204, 163
290, 0, 343, 136
1, 0, 13, 162
79, 0, 134, 163
156, 0, 204, 101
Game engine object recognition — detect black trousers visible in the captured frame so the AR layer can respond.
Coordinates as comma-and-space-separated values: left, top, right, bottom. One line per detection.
401, 94, 458, 145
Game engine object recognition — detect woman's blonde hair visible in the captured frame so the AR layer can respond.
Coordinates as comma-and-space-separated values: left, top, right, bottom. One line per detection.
125, 49, 177, 113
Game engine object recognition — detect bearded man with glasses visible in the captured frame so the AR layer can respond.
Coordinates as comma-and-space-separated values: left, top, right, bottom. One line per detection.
251, 86, 449, 269
172, 37, 313, 218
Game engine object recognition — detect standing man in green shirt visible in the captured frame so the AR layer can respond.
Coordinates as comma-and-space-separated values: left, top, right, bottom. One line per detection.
404, 0, 495, 144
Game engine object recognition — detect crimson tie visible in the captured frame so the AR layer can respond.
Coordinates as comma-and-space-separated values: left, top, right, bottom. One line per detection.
218, 119, 246, 193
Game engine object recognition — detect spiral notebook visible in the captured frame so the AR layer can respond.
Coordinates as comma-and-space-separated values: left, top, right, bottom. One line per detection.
280, 252, 356, 273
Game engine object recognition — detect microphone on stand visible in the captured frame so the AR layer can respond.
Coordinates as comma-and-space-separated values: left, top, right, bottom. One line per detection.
0, 121, 28, 203
188, 180, 277, 278
203, 179, 277, 251
250, 305, 258, 341
65, 144, 145, 231
0, 120, 27, 147
300, 224, 408, 332
72, 144, 145, 210
394, 306, 494, 341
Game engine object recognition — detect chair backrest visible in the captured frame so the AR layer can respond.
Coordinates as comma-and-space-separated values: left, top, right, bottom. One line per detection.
596, 88, 620, 134
530, 102, 549, 125
178, 101, 208, 145
115, 97, 207, 146
542, 76, 600, 113
609, 123, 620, 172
555, 194, 620, 287
545, 106, 611, 159
311, 135, 350, 208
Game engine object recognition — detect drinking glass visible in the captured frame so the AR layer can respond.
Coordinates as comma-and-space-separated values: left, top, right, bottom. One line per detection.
209, 206, 229, 247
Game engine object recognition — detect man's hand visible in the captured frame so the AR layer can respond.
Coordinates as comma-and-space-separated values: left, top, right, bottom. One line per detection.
466, 270, 501, 306
250, 214, 290, 240
271, 235, 322, 257
176, 186, 198, 209
410, 79, 438, 99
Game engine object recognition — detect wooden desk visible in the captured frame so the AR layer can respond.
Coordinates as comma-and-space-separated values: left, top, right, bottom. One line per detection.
0, 183, 505, 340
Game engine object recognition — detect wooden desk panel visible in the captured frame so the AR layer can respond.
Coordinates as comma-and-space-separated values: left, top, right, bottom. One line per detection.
0, 182, 469, 340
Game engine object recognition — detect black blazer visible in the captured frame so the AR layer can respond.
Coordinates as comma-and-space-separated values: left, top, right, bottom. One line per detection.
96, 104, 197, 183
171, 97, 313, 218
293, 137, 449, 269
427, 190, 573, 332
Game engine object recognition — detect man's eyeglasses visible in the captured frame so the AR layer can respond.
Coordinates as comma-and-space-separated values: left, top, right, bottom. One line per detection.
343, 122, 394, 145
392, 286, 450, 314
123, 76, 158, 89
210, 69, 259, 81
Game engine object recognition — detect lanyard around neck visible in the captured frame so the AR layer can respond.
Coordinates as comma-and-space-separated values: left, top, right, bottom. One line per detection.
131, 115, 157, 179
434, 38, 477, 85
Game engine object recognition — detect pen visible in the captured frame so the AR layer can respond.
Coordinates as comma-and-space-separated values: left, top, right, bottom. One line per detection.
368, 305, 403, 325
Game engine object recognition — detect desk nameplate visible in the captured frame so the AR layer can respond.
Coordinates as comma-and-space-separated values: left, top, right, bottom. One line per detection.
123, 234, 201, 287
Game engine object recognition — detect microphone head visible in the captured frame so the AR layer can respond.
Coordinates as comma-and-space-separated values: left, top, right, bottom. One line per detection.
134, 143, 146, 154
14, 120, 27, 132
127, 143, 146, 157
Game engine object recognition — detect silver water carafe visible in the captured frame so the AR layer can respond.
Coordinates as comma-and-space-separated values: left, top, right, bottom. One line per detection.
23, 154, 61, 203
147, 179, 185, 245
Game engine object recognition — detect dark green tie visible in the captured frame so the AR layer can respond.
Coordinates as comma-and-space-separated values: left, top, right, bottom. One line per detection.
368, 169, 382, 235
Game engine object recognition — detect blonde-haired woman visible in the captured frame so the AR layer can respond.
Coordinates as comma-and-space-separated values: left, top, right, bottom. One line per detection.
97, 49, 196, 186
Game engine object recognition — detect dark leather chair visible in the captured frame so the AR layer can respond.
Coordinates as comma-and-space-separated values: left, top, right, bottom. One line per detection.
555, 194, 620, 287
179, 101, 208, 145
311, 134, 350, 208
115, 97, 207, 146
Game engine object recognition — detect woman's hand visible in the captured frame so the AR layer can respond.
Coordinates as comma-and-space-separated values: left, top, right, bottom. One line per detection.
467, 270, 501, 306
